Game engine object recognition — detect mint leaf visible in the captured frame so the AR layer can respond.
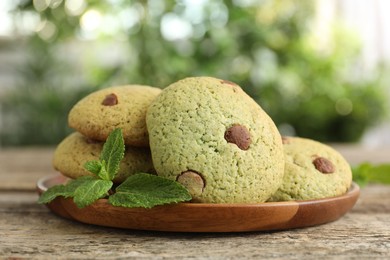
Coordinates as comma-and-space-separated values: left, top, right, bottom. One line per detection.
99, 128, 125, 181
353, 163, 390, 187
366, 164, 390, 184
84, 161, 102, 176
84, 160, 110, 180
352, 163, 371, 187
38, 176, 99, 204
109, 173, 192, 208
73, 176, 113, 208
38, 184, 71, 204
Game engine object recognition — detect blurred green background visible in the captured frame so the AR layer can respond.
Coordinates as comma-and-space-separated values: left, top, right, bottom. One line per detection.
0, 0, 388, 146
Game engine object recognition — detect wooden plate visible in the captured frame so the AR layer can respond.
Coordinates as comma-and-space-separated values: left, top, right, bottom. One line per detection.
37, 174, 360, 232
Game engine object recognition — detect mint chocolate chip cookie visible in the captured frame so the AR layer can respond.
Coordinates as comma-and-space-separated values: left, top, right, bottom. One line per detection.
269, 137, 352, 201
68, 85, 161, 147
146, 77, 285, 203
53, 132, 156, 183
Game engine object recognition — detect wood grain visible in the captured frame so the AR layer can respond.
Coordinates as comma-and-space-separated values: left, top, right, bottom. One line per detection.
0, 186, 389, 259
0, 148, 56, 190
0, 147, 389, 258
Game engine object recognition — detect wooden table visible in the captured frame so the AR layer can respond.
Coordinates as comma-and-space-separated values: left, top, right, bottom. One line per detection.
1, 146, 389, 259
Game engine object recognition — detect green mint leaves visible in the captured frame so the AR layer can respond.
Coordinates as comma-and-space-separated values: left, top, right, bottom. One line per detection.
83, 128, 124, 181
99, 128, 125, 180
39, 176, 114, 208
38, 128, 192, 209
109, 173, 192, 208
72, 177, 113, 208
38, 128, 124, 208
352, 162, 390, 187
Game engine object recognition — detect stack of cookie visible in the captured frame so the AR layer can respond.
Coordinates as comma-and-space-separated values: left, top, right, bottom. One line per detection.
53, 85, 161, 183
53, 77, 352, 203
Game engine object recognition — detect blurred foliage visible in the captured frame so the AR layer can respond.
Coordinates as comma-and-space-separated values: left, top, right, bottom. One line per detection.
0, 0, 388, 146
1, 32, 96, 146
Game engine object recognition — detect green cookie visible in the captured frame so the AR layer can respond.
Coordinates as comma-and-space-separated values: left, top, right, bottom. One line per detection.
146, 77, 285, 203
68, 85, 161, 147
269, 136, 352, 201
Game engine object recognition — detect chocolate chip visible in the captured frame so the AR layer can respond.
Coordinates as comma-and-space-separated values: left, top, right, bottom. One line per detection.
312, 157, 335, 174
220, 79, 238, 86
224, 124, 251, 150
176, 170, 205, 197
102, 93, 118, 106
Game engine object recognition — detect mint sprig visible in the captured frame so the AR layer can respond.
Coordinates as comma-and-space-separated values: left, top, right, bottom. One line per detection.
83, 128, 124, 181
352, 162, 390, 187
38, 128, 192, 209
39, 128, 124, 208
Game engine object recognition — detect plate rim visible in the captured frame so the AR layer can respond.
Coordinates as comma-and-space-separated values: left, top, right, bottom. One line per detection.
36, 173, 360, 208
36, 174, 360, 232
